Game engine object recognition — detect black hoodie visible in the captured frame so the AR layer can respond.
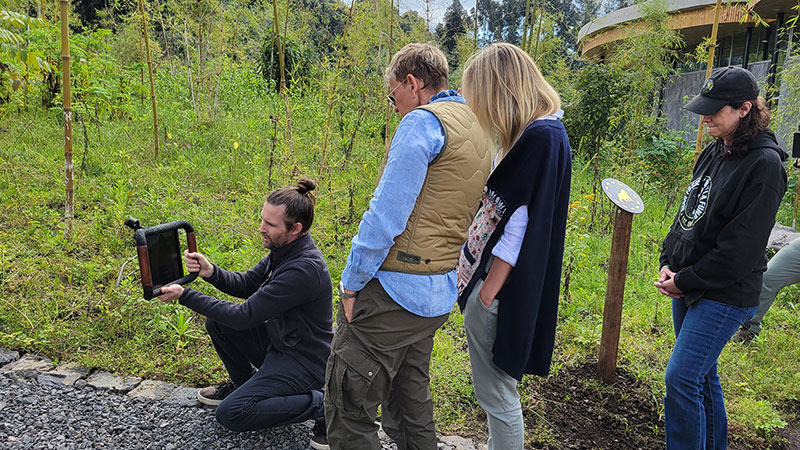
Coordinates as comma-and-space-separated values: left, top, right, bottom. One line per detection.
660, 129, 788, 307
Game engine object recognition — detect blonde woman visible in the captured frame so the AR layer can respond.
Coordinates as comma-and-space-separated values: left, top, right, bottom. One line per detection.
456, 43, 572, 449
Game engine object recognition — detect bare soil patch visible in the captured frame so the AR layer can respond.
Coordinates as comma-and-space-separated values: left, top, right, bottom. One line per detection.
522, 362, 663, 449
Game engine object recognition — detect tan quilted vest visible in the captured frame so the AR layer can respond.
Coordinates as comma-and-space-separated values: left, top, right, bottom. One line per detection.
379, 101, 491, 274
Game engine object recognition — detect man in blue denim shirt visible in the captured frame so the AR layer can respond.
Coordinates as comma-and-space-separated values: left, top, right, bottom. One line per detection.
322, 44, 491, 450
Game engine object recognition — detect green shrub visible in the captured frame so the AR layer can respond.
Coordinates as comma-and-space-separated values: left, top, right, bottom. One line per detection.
258, 29, 312, 92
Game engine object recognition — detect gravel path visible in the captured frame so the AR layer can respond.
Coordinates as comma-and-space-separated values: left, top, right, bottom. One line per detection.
0, 373, 320, 450
0, 350, 477, 450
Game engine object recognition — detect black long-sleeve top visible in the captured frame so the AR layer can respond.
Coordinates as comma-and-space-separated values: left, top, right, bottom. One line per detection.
179, 232, 333, 383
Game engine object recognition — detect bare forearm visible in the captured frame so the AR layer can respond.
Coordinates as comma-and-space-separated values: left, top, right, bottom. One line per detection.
480, 257, 513, 305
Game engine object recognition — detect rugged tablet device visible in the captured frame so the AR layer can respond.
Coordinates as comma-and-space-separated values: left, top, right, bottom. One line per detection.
125, 218, 198, 300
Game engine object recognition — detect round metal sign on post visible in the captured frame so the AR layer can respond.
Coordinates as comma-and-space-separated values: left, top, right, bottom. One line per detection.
601, 178, 644, 214
597, 178, 644, 384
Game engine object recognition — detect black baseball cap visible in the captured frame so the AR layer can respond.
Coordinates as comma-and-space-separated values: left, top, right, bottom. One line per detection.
683, 66, 760, 115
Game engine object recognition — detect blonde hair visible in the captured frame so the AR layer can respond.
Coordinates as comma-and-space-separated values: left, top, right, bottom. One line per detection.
462, 43, 561, 152
385, 43, 449, 92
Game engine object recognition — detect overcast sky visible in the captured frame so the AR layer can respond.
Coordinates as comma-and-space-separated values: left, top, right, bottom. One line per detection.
399, 0, 477, 29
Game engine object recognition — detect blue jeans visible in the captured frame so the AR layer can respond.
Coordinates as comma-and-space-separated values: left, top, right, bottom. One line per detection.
206, 318, 324, 432
665, 299, 757, 450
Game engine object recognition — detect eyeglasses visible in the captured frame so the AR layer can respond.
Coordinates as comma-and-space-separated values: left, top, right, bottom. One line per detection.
386, 80, 407, 107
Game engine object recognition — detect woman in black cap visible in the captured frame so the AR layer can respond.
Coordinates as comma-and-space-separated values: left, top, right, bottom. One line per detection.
655, 66, 787, 449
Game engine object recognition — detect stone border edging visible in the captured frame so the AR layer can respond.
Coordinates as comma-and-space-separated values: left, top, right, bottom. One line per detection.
0, 348, 201, 408
0, 347, 484, 450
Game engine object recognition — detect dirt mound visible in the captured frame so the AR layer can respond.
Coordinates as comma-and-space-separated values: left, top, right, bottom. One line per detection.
524, 362, 663, 449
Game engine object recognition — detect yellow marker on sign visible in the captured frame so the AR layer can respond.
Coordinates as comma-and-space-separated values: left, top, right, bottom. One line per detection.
601, 178, 644, 214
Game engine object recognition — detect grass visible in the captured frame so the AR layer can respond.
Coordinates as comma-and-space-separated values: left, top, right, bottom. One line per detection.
2, 63, 799, 448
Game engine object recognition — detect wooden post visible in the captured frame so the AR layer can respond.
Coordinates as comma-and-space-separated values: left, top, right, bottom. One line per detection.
60, 0, 73, 237
597, 207, 633, 383
693, 0, 723, 166
597, 178, 644, 384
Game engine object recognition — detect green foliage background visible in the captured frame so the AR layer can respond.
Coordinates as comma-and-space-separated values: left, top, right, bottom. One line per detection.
0, 0, 798, 447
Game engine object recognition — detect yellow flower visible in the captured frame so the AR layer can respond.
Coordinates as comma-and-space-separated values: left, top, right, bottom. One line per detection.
233, 141, 239, 150
584, 193, 595, 200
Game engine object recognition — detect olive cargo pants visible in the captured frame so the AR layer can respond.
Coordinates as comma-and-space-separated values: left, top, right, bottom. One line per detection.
324, 279, 449, 450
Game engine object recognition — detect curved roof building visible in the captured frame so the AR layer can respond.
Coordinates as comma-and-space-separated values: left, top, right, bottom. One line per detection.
578, 0, 795, 67
578, 0, 798, 151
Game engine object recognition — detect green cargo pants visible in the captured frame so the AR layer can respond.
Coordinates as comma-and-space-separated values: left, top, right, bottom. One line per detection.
324, 279, 449, 450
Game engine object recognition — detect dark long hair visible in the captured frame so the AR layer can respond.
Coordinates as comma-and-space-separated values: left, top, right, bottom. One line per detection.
724, 96, 771, 156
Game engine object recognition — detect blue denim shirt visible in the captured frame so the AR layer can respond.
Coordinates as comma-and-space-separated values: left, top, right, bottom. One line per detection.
341, 90, 463, 317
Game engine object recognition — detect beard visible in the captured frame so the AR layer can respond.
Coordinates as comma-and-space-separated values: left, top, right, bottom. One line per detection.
262, 232, 288, 250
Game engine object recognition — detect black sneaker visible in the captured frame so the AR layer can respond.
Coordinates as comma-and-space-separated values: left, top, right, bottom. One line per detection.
197, 381, 235, 406
309, 417, 329, 450
731, 327, 757, 343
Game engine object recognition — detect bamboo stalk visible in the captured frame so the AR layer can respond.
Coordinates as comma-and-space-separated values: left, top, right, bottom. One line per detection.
138, 18, 145, 105
693, 0, 723, 166
60, 0, 73, 237
532, 0, 543, 57
522, 0, 531, 50
375, 0, 382, 74
183, 20, 197, 121
139, 0, 160, 159
272, 0, 297, 171
212, 6, 225, 120
474, 0, 478, 47
283, 0, 289, 40
384, 0, 394, 151
317, 0, 358, 176
269, 115, 277, 190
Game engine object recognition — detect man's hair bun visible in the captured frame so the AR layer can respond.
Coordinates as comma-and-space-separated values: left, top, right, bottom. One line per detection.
296, 178, 317, 195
